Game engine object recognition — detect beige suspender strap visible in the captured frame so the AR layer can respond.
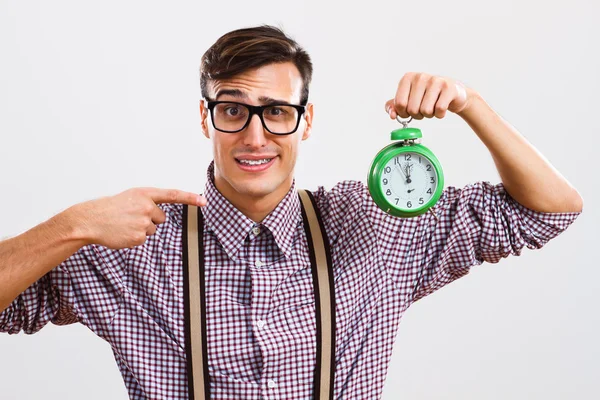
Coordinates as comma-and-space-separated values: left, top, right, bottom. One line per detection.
297, 189, 336, 400
183, 189, 335, 400
183, 204, 210, 400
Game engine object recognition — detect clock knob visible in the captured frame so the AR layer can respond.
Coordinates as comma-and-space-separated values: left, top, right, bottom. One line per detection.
391, 127, 423, 141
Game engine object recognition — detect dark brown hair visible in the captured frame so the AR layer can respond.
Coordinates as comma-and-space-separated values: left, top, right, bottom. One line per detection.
200, 25, 313, 105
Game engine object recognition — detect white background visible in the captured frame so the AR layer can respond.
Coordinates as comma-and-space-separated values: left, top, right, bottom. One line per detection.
1, 0, 598, 398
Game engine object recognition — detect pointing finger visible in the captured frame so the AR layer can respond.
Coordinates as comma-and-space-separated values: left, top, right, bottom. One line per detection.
145, 188, 206, 206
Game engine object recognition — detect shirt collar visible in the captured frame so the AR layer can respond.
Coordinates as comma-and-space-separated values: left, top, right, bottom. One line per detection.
202, 161, 301, 260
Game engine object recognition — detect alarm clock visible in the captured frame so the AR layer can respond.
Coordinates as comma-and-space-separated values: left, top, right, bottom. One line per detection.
367, 117, 444, 218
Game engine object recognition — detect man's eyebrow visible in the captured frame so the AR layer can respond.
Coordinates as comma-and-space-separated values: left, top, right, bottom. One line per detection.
214, 89, 247, 100
258, 96, 290, 105
214, 89, 290, 105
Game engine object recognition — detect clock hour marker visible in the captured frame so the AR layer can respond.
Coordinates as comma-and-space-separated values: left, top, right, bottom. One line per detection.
380, 152, 438, 208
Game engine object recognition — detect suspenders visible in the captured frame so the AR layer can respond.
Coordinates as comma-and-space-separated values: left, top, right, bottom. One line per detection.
182, 189, 336, 400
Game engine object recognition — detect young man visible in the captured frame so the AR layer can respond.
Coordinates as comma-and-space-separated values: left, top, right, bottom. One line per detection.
0, 25, 583, 399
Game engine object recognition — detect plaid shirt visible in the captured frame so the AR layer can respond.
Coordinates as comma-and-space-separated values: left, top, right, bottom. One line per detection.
1, 161, 581, 399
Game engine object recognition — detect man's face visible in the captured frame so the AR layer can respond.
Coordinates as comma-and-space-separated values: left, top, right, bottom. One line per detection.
200, 62, 313, 201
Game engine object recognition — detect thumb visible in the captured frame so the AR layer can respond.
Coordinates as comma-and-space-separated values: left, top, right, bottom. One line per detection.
384, 99, 397, 119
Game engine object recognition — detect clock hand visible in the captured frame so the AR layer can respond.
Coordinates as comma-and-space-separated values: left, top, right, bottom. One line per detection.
404, 164, 412, 184
396, 165, 407, 179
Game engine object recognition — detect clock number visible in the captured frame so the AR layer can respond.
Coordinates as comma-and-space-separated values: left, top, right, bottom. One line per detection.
394, 157, 400, 165
419, 198, 424, 205
405, 154, 412, 161
427, 188, 432, 195
419, 156, 422, 164
394, 198, 399, 205
407, 201, 412, 208
426, 165, 432, 172
386, 189, 392, 196
383, 178, 388, 185
430, 177, 435, 184
385, 166, 391, 174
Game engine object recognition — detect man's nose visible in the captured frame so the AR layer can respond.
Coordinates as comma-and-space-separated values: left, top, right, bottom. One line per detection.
242, 113, 268, 148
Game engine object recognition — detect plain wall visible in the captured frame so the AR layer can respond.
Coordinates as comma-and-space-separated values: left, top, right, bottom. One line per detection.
1, 0, 598, 398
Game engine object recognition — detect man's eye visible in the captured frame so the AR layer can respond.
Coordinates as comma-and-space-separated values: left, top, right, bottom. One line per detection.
224, 107, 240, 115
268, 107, 286, 115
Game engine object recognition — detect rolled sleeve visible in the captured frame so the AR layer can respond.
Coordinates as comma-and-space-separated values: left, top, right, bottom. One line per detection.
0, 244, 128, 336
0, 265, 80, 334
365, 181, 581, 304
475, 184, 581, 262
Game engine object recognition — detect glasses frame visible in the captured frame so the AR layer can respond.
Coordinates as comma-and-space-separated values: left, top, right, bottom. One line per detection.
205, 100, 307, 135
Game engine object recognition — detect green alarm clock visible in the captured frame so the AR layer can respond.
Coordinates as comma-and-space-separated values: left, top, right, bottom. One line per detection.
367, 117, 444, 218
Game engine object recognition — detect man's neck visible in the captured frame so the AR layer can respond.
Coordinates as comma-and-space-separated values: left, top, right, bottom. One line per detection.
213, 175, 292, 223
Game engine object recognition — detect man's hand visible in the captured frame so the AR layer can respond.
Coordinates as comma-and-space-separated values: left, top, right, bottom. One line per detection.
383, 72, 582, 213
385, 72, 473, 120
0, 187, 206, 313
72, 188, 207, 249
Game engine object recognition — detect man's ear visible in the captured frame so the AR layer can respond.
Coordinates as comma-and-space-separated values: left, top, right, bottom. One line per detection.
301, 103, 314, 141
199, 100, 210, 139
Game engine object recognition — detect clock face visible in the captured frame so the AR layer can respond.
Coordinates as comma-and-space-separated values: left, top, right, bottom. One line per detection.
380, 151, 439, 211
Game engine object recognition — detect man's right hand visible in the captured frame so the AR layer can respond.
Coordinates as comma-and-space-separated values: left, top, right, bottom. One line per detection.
0, 188, 206, 314
72, 188, 207, 249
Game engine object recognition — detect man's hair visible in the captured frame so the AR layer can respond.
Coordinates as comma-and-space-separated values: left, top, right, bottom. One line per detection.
200, 25, 313, 105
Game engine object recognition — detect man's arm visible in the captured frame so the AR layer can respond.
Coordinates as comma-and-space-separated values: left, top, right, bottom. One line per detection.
0, 208, 88, 313
457, 90, 582, 213
385, 72, 583, 214
0, 188, 206, 314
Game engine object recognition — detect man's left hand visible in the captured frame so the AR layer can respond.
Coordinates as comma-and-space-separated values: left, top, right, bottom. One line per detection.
385, 72, 473, 120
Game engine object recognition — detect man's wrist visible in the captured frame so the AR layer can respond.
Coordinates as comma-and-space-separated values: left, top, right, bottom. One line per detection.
58, 203, 96, 246
456, 88, 485, 121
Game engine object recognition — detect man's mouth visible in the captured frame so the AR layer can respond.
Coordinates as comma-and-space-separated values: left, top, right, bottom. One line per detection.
235, 158, 274, 166
234, 156, 278, 172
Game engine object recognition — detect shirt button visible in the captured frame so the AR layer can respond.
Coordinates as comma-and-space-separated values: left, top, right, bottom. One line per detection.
255, 260, 263, 267
256, 319, 266, 329
267, 379, 277, 388
252, 226, 261, 236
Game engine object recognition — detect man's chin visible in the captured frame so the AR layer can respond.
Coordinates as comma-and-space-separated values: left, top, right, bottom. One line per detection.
232, 182, 280, 199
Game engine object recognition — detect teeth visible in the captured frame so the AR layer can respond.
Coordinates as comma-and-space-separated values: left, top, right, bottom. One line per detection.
238, 158, 272, 166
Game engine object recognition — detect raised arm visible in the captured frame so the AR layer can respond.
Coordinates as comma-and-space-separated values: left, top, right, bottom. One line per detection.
385, 72, 583, 213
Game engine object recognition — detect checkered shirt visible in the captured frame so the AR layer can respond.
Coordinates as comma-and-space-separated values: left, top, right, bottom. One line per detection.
1, 161, 581, 399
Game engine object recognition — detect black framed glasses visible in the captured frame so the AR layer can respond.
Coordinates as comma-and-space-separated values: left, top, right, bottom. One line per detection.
205, 100, 306, 135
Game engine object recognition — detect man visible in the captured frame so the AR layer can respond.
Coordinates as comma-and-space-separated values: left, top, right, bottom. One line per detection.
0, 25, 583, 399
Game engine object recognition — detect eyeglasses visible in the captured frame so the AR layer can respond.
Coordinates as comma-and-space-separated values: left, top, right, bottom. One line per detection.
204, 100, 306, 135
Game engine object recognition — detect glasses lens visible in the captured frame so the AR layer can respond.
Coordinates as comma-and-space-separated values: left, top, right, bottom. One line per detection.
262, 105, 299, 134
213, 102, 250, 132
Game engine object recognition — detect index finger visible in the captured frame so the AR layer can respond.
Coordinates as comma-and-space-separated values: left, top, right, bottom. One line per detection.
392, 74, 413, 119
145, 188, 206, 206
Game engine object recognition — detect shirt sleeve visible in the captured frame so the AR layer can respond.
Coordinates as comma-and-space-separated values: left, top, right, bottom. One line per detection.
363, 180, 582, 304
0, 244, 128, 336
